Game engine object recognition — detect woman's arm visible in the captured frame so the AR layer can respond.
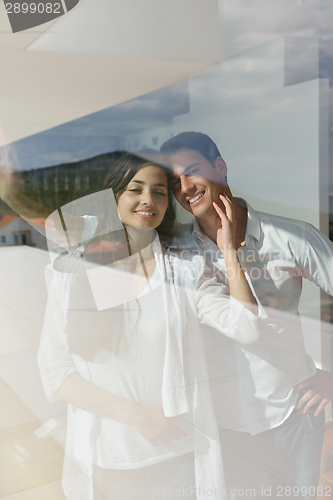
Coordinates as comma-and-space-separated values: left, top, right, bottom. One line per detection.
39, 267, 186, 447
57, 373, 187, 447
213, 194, 257, 316
0, 164, 84, 247
0, 164, 54, 235
192, 193, 260, 343
195, 265, 260, 344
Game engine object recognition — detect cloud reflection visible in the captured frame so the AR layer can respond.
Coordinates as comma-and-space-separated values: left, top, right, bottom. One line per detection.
223, 0, 333, 56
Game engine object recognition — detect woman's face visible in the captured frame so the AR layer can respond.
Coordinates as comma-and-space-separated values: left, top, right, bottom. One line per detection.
117, 165, 169, 229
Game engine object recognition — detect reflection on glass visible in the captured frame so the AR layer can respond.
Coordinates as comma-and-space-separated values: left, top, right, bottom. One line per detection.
38, 151, 261, 499
0, 28, 333, 500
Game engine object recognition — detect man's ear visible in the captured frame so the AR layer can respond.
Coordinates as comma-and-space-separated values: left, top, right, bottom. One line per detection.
215, 157, 228, 181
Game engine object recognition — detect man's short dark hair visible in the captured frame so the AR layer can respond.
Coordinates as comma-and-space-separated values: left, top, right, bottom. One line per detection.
160, 132, 221, 166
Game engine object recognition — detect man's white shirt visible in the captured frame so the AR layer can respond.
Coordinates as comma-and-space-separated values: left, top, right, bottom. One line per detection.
170, 199, 333, 435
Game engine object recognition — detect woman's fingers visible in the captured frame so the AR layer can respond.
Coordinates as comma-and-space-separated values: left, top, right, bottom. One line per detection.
214, 193, 238, 252
147, 436, 162, 447
212, 200, 227, 222
219, 193, 234, 221
149, 421, 187, 446
213, 194, 234, 225
167, 419, 188, 437
134, 403, 187, 447
157, 418, 187, 443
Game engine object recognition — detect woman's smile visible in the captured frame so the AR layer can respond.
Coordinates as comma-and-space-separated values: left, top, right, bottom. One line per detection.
134, 210, 156, 219
117, 165, 168, 229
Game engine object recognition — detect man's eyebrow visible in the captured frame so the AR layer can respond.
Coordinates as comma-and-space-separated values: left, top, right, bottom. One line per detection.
172, 163, 201, 182
184, 163, 201, 173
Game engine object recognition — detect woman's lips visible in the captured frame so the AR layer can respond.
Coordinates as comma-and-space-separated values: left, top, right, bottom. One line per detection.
134, 211, 156, 219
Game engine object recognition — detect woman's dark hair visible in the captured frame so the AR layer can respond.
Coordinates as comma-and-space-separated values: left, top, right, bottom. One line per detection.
67, 151, 175, 359
103, 150, 175, 243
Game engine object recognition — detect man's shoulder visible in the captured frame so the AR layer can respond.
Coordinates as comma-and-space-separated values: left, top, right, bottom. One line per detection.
256, 209, 309, 235
238, 198, 309, 241
255, 209, 333, 252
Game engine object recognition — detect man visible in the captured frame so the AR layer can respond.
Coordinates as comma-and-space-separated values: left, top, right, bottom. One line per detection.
160, 131, 333, 499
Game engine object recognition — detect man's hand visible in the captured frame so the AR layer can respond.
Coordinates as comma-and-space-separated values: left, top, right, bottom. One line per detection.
294, 369, 333, 416
129, 403, 188, 447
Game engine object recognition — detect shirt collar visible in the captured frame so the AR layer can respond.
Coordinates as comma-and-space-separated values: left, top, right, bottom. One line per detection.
192, 197, 261, 246
236, 198, 261, 242
192, 218, 205, 243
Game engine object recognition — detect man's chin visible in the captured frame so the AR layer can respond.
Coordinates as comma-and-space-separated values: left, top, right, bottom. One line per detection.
179, 202, 194, 215
188, 202, 204, 215
179, 200, 207, 218
191, 204, 212, 220
187, 198, 210, 216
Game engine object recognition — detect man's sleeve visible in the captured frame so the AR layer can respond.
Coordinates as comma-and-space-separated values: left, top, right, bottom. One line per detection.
297, 222, 333, 296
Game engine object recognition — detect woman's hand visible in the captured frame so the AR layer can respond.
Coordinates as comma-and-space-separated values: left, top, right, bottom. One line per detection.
128, 402, 188, 447
212, 193, 258, 317
57, 375, 187, 447
213, 193, 237, 254
0, 163, 22, 203
0, 163, 52, 222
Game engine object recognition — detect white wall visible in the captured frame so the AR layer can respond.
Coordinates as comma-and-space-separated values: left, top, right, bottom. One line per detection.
0, 218, 47, 249
28, 0, 222, 64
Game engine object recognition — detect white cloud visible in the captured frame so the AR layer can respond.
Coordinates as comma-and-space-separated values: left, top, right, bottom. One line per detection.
223, 0, 333, 56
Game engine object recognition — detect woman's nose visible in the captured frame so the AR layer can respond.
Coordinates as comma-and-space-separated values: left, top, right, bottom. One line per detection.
141, 192, 154, 206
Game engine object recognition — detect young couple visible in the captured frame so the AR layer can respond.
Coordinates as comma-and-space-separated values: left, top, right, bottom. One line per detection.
2, 132, 333, 499
37, 148, 261, 500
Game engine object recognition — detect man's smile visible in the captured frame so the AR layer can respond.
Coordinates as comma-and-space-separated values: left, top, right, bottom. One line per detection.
187, 191, 205, 206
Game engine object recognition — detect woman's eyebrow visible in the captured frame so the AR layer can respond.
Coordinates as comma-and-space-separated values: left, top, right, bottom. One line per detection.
130, 180, 144, 185
130, 180, 167, 188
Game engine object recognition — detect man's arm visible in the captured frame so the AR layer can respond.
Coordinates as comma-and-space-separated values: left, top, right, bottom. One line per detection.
294, 222, 333, 415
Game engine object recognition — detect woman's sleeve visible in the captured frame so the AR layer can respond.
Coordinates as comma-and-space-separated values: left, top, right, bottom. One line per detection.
38, 268, 78, 402
194, 261, 261, 344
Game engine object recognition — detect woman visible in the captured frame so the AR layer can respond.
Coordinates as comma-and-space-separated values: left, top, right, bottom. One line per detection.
38, 152, 260, 500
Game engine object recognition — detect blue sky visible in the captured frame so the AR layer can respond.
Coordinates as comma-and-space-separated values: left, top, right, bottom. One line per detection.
8, 79, 188, 171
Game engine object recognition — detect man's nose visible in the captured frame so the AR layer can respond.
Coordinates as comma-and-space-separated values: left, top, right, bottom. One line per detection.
180, 175, 195, 193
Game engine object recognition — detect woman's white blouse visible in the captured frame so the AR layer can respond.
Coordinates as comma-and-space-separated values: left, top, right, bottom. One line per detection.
38, 242, 260, 500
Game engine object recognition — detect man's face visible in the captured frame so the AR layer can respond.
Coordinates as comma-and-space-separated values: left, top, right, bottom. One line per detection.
170, 148, 227, 220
